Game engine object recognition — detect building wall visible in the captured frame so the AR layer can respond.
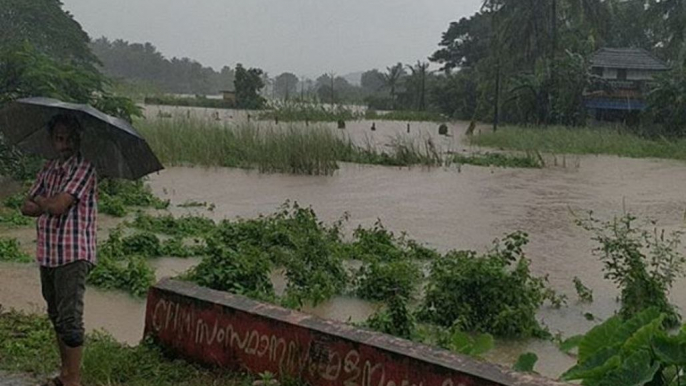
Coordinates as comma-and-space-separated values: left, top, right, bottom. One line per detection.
144, 279, 570, 386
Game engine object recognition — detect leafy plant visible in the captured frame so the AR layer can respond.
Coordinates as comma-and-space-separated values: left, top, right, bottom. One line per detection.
447, 330, 494, 357
122, 232, 162, 258
365, 294, 416, 339
559, 307, 686, 386
513, 353, 538, 373
574, 276, 594, 303
0, 237, 31, 263
417, 232, 560, 337
577, 212, 685, 327
130, 212, 216, 237
354, 260, 422, 301
182, 237, 274, 300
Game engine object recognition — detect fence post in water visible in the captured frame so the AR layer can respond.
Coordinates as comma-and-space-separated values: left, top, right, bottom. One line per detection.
439, 123, 448, 136
337, 119, 345, 129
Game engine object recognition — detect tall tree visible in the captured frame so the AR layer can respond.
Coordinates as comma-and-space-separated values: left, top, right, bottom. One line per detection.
382, 63, 406, 109
429, 12, 493, 71
360, 69, 386, 94
273, 72, 299, 100
234, 64, 266, 109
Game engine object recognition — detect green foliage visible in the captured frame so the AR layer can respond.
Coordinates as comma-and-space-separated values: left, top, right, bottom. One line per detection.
98, 179, 168, 217
559, 308, 686, 386
577, 212, 684, 327
0, 310, 248, 386
160, 237, 206, 258
130, 212, 216, 237
234, 63, 266, 109
470, 125, 686, 161
354, 260, 422, 301
122, 232, 162, 258
182, 238, 275, 300
646, 67, 686, 137
0, 208, 32, 227
0, 237, 31, 263
447, 330, 495, 357
513, 352, 538, 372
211, 202, 348, 306
453, 151, 543, 168
365, 295, 416, 339
347, 220, 439, 262
574, 276, 594, 303
98, 194, 127, 217
258, 103, 362, 122
417, 232, 560, 337
87, 230, 156, 297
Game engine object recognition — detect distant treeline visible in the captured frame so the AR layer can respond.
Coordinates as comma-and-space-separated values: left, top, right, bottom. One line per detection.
90, 37, 234, 95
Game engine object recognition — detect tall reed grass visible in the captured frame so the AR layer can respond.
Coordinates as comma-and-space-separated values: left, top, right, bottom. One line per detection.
470, 125, 686, 160
136, 118, 446, 175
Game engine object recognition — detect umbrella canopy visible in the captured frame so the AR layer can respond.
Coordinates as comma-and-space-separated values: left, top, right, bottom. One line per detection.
0, 97, 163, 180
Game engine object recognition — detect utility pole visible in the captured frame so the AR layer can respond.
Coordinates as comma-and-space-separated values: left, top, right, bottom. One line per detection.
490, 2, 501, 132
549, 0, 558, 125
329, 71, 335, 107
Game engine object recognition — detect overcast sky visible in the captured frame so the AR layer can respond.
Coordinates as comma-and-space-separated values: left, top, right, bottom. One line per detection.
61, 0, 482, 79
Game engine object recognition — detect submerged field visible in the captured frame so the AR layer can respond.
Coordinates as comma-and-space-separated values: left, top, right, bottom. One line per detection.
4, 110, 686, 381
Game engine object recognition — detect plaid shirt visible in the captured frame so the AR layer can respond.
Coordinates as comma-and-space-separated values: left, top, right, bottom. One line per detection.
28, 153, 97, 267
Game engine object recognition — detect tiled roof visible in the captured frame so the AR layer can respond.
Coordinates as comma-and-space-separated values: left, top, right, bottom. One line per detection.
590, 48, 669, 70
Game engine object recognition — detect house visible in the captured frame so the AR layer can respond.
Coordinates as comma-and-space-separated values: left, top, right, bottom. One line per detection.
220, 90, 237, 105
584, 48, 669, 121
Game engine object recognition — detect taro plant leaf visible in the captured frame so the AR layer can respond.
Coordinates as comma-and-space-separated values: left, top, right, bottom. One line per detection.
620, 314, 665, 356
513, 352, 538, 372
450, 330, 473, 354
612, 308, 662, 344
471, 333, 494, 356
561, 346, 621, 381
560, 335, 584, 354
653, 334, 686, 365
578, 316, 622, 362
596, 350, 660, 386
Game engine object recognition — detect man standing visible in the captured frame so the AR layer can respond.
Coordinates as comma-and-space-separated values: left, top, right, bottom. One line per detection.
20, 114, 97, 386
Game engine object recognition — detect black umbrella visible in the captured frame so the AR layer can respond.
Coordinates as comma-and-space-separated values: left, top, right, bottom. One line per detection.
0, 97, 163, 180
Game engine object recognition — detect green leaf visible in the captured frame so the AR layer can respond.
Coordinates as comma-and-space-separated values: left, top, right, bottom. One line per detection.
450, 330, 473, 354
561, 346, 621, 381
579, 316, 623, 362
612, 308, 662, 343
513, 352, 538, 372
560, 335, 584, 354
471, 333, 494, 356
621, 314, 665, 355
653, 334, 686, 365
597, 350, 660, 386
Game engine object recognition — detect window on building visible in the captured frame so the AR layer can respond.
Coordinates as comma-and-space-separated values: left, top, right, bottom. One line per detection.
617, 68, 627, 80
592, 67, 604, 77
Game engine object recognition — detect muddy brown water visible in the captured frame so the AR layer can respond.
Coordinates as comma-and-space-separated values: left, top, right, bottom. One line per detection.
3, 114, 686, 378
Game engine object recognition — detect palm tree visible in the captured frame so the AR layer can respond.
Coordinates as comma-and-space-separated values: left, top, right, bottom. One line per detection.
407, 61, 430, 111
382, 63, 405, 109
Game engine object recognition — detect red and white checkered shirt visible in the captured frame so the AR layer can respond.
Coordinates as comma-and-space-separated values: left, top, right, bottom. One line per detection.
28, 153, 98, 267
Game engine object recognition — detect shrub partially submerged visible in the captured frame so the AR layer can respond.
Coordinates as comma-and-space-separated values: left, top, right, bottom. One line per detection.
417, 232, 561, 338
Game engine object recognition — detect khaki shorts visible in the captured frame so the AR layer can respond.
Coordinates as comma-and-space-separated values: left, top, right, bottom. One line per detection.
40, 260, 93, 347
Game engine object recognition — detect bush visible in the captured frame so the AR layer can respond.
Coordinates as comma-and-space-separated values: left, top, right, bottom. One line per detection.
121, 232, 162, 258
88, 254, 155, 297
182, 237, 274, 300
577, 212, 685, 327
130, 212, 216, 237
354, 260, 422, 301
417, 232, 559, 337
365, 294, 415, 339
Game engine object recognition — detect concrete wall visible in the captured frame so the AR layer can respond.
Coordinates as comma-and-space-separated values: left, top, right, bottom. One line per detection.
144, 279, 570, 386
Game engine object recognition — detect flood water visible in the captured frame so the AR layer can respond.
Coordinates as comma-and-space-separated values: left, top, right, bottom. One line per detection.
3, 111, 686, 378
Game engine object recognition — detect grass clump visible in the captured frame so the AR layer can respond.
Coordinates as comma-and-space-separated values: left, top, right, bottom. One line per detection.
0, 237, 31, 263
336, 136, 444, 167
0, 208, 32, 227
417, 232, 561, 338
144, 95, 235, 109
0, 310, 247, 386
470, 125, 686, 160
453, 151, 543, 168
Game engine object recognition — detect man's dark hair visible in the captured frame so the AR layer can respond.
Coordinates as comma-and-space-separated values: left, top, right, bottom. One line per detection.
47, 114, 82, 143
